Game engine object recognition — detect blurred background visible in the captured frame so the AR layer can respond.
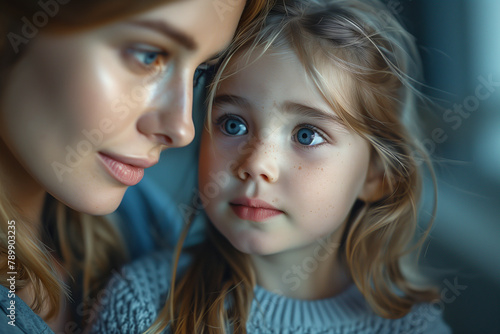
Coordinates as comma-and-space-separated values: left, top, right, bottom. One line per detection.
400, 1, 500, 333
141, 0, 500, 332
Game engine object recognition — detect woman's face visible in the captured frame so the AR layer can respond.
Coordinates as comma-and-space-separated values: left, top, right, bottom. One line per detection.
0, 0, 245, 214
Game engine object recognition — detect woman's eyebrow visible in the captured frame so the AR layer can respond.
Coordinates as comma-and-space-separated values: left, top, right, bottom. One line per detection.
213, 95, 252, 110
128, 19, 197, 50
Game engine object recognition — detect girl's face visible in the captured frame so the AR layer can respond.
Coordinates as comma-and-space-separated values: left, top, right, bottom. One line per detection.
0, 0, 245, 215
199, 49, 380, 256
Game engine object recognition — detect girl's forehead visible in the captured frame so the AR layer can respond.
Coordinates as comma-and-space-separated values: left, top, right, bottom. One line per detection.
226, 45, 297, 72
228, 42, 354, 83
216, 42, 367, 132
221, 50, 351, 115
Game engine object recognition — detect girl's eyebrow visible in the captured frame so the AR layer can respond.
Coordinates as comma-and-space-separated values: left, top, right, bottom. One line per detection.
213, 94, 252, 110
213, 95, 346, 128
282, 101, 345, 126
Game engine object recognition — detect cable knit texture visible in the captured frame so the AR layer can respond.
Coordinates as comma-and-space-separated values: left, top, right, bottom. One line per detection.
0, 285, 53, 333
90, 250, 452, 334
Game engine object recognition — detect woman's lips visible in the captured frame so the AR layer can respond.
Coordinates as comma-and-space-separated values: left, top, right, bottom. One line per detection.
98, 152, 149, 186
229, 198, 283, 222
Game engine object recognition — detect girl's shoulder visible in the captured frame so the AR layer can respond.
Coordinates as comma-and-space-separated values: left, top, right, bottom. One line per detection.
249, 284, 451, 334
402, 303, 452, 334
88, 250, 190, 334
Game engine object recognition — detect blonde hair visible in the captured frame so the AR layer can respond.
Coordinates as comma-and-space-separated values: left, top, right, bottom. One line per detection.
0, 174, 126, 324
0, 0, 270, 326
154, 0, 439, 332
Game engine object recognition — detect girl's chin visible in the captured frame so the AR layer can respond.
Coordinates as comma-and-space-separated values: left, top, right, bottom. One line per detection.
226, 235, 279, 256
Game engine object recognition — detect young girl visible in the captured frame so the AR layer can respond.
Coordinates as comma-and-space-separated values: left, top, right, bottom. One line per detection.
91, 0, 451, 333
0, 0, 269, 332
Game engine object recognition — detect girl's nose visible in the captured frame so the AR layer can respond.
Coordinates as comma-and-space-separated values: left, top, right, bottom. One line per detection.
235, 140, 279, 184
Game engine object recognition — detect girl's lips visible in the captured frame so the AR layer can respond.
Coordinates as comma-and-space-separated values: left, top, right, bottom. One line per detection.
230, 205, 283, 222
98, 153, 145, 186
229, 198, 283, 222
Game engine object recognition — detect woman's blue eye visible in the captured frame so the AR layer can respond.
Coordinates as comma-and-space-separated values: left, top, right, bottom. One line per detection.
296, 127, 325, 146
222, 117, 247, 136
135, 51, 160, 65
143, 52, 159, 65
128, 48, 166, 67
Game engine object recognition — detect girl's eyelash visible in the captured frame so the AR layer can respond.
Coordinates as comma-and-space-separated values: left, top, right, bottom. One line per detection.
214, 113, 229, 126
212, 115, 331, 147
214, 113, 238, 125
214, 113, 245, 127
214, 113, 248, 136
292, 124, 330, 148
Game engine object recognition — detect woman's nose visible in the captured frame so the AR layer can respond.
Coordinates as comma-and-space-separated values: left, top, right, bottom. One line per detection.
235, 140, 279, 184
136, 71, 195, 148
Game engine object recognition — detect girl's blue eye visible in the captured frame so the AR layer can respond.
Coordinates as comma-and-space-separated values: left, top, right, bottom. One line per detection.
295, 127, 325, 146
220, 116, 247, 136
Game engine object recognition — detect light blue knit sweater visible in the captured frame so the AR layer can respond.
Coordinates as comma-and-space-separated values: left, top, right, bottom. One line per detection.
90, 250, 451, 334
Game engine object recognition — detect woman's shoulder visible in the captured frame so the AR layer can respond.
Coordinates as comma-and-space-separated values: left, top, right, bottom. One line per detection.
89, 249, 189, 334
0, 285, 54, 333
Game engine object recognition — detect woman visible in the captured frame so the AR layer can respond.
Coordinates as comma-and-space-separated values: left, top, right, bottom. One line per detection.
0, 0, 270, 332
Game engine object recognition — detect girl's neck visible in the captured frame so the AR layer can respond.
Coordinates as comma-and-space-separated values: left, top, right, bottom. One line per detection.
0, 139, 46, 226
250, 233, 352, 300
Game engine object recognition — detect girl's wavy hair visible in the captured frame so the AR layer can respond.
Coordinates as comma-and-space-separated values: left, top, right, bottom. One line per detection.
155, 0, 439, 333
0, 0, 269, 326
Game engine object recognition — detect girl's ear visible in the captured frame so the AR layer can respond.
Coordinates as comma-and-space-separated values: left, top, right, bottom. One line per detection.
358, 155, 390, 203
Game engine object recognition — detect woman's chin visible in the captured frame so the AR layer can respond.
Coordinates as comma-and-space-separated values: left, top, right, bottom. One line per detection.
51, 186, 127, 216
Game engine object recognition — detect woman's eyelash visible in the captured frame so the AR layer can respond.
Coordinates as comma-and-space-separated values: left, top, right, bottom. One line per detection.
125, 46, 169, 72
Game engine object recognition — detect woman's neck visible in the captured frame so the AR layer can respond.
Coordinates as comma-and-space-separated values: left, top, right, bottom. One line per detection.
1, 140, 71, 332
250, 233, 351, 300
0, 139, 46, 226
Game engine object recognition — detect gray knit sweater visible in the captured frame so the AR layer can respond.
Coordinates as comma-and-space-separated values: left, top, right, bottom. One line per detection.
90, 251, 451, 334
